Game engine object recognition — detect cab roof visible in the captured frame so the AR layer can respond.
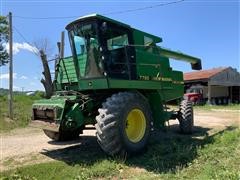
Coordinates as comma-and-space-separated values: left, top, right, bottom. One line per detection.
66, 14, 162, 44
66, 14, 130, 29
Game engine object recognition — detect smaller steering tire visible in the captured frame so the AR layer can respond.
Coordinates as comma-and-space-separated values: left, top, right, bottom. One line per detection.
178, 100, 194, 134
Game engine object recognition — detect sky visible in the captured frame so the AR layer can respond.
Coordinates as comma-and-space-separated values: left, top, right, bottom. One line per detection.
0, 0, 239, 91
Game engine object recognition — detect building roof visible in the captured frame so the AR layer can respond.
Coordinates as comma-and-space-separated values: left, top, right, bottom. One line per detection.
184, 67, 229, 81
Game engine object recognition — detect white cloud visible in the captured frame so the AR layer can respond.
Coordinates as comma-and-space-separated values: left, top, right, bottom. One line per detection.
0, 73, 17, 79
19, 75, 28, 79
4, 42, 39, 55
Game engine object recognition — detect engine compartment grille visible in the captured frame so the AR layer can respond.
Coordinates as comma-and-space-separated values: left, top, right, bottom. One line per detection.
33, 108, 55, 121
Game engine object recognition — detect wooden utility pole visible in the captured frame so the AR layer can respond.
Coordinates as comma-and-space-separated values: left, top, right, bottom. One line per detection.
59, 31, 70, 84
8, 12, 13, 119
60, 31, 65, 59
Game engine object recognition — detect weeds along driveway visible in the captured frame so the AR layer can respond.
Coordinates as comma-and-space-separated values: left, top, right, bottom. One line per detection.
0, 110, 239, 171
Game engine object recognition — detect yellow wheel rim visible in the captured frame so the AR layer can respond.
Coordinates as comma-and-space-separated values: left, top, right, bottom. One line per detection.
125, 108, 146, 143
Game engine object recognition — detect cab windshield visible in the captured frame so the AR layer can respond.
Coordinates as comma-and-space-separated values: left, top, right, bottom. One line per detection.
69, 22, 103, 78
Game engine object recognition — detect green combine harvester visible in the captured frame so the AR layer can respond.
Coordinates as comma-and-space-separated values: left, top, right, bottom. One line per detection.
32, 14, 201, 156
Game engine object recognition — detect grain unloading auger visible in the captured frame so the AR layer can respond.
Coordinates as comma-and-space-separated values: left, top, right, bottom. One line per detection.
32, 14, 201, 156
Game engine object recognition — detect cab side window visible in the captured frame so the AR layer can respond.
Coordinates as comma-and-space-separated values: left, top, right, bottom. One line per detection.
104, 26, 130, 79
144, 36, 153, 45
107, 34, 129, 50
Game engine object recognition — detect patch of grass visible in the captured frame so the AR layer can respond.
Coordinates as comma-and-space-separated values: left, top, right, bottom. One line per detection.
176, 127, 240, 179
0, 95, 41, 132
1, 127, 239, 179
1, 160, 123, 180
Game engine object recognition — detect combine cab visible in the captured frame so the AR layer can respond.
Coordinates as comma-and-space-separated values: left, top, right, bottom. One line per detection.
32, 14, 201, 156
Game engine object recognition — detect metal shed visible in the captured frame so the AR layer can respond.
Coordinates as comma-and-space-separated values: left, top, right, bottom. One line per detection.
184, 67, 240, 104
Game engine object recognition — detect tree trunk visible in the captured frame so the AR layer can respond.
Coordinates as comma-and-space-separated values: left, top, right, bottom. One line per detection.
39, 50, 53, 98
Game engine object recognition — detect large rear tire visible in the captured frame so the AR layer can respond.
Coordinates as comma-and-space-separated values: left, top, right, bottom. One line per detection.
178, 100, 194, 134
95, 92, 151, 156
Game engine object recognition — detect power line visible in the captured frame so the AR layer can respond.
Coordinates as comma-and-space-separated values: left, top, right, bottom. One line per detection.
13, 25, 57, 62
13, 0, 185, 20
48, 58, 58, 62
13, 25, 33, 45
13, 15, 79, 20
104, 0, 185, 15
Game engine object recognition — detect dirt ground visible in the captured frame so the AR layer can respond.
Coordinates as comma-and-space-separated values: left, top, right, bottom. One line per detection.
0, 109, 239, 171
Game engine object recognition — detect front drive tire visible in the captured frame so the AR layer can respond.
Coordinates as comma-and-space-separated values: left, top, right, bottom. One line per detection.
95, 92, 152, 156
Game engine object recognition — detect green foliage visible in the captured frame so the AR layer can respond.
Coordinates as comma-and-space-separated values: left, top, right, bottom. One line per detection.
0, 95, 41, 132
1, 127, 239, 179
34, 91, 45, 98
0, 161, 121, 180
0, 88, 9, 95
0, 15, 9, 66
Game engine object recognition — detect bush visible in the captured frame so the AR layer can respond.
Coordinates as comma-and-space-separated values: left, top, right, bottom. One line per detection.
0, 94, 42, 132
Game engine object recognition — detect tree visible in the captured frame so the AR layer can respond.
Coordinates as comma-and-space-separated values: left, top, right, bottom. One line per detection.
34, 38, 54, 99
0, 15, 9, 66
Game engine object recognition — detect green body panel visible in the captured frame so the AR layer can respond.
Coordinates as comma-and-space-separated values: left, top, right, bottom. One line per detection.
108, 79, 183, 102
57, 56, 77, 83
32, 96, 67, 121
32, 95, 94, 131
145, 91, 172, 128
133, 29, 162, 44
56, 55, 87, 85
64, 103, 84, 129
78, 78, 109, 90
135, 46, 171, 78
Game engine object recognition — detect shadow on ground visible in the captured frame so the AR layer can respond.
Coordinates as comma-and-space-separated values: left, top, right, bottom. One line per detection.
41, 135, 106, 166
41, 125, 237, 174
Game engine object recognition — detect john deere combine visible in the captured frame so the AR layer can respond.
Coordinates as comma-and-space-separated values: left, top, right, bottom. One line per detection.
32, 14, 201, 156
